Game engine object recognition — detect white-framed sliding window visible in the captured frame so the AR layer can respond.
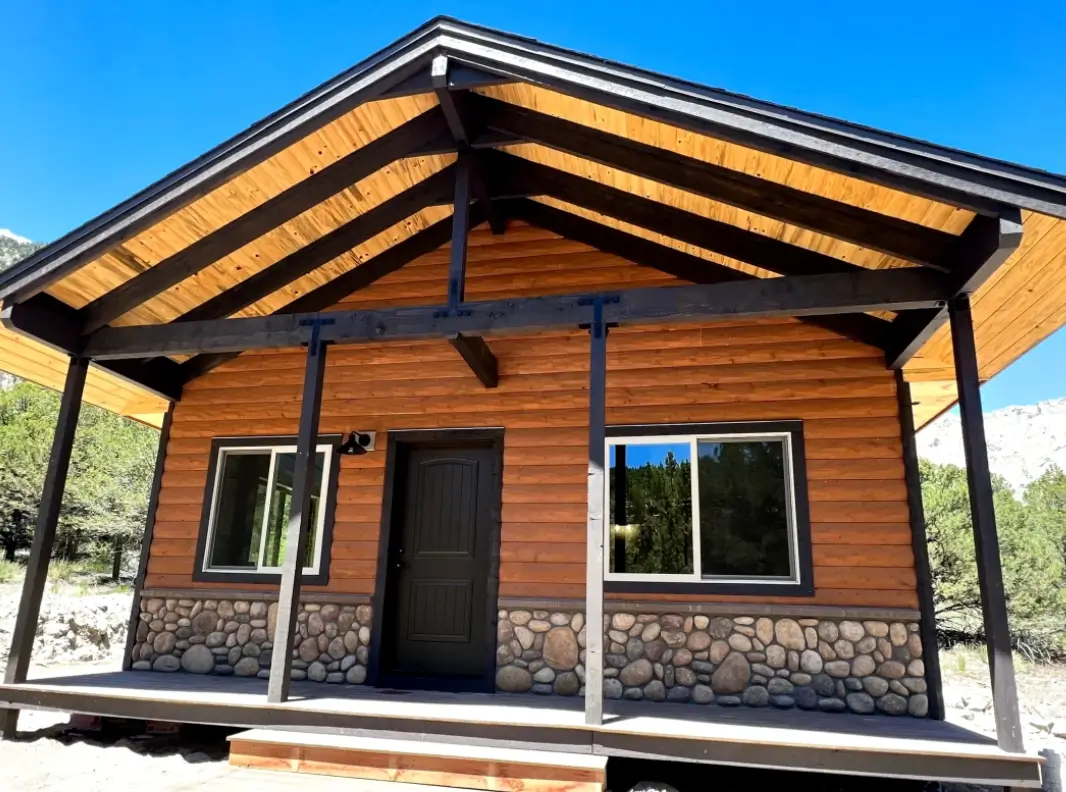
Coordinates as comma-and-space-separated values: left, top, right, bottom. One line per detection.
603, 423, 812, 593
198, 440, 335, 578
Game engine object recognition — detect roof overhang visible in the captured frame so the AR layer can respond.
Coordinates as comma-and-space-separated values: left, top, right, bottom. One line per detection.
2, 16, 1064, 429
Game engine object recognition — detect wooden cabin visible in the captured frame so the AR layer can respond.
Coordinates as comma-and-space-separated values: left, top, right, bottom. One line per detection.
2, 17, 1064, 790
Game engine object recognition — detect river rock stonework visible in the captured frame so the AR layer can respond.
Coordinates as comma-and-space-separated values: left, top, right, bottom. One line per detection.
495, 609, 929, 717
130, 596, 372, 684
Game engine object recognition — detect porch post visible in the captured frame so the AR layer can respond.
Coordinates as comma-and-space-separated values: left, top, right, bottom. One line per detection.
584, 300, 607, 726
1, 355, 88, 738
894, 371, 945, 720
948, 296, 1023, 752
267, 330, 329, 704
122, 404, 174, 670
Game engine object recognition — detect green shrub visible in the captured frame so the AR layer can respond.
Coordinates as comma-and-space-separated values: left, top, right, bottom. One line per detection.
47, 558, 94, 583
922, 460, 1066, 659
0, 559, 22, 583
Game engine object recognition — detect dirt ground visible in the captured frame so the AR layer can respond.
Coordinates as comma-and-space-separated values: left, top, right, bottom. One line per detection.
0, 652, 1063, 791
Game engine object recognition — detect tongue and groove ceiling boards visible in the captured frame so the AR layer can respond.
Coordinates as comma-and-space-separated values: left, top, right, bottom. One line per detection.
2, 17, 1066, 429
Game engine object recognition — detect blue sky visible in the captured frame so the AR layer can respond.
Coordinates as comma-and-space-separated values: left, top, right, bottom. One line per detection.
2, 1, 1064, 410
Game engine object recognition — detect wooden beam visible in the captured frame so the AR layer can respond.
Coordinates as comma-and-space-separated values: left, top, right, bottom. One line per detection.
447, 332, 498, 387
175, 167, 455, 324
505, 198, 746, 285
894, 371, 945, 720
0, 294, 184, 401
448, 154, 473, 311
382, 59, 512, 99
948, 295, 1023, 752
885, 209, 1024, 369
267, 332, 329, 704
85, 266, 948, 359
432, 56, 505, 235
78, 109, 455, 333
0, 355, 88, 738
122, 404, 174, 671
178, 210, 480, 383
476, 95, 957, 267
584, 300, 607, 727
432, 55, 472, 146
491, 150, 898, 279
506, 199, 892, 350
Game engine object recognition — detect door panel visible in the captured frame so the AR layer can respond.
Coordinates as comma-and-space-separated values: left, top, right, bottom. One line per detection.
388, 445, 497, 680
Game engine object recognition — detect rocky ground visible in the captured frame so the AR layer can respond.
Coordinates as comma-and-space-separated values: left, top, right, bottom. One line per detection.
0, 580, 131, 669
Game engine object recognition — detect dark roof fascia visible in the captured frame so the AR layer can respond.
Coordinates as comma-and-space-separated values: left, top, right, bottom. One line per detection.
7, 15, 1066, 306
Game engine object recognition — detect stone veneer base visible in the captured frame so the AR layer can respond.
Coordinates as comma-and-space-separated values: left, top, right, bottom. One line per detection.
130, 596, 929, 717
496, 609, 929, 717
130, 596, 372, 684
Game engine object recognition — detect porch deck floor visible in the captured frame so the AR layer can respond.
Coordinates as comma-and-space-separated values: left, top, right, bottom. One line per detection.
0, 670, 1044, 787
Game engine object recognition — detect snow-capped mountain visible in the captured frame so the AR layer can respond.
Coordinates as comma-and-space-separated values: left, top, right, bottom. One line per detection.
918, 398, 1066, 493
0, 228, 41, 272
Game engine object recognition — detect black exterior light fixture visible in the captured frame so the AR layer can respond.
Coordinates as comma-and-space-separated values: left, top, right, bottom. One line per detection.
337, 431, 374, 456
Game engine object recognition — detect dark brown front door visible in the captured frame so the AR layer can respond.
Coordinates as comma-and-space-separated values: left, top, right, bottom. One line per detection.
382, 440, 499, 688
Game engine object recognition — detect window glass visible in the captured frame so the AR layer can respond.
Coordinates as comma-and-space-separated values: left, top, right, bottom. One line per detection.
608, 442, 693, 576
205, 446, 328, 574
208, 451, 270, 569
697, 439, 792, 578
262, 451, 325, 568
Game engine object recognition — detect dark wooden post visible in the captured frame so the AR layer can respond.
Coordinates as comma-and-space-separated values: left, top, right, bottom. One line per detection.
948, 295, 1024, 752
894, 371, 945, 720
122, 404, 174, 670
267, 328, 329, 704
1, 356, 88, 738
584, 300, 607, 726
447, 152, 472, 312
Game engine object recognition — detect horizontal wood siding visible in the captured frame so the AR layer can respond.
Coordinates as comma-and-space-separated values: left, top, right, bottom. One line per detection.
146, 226, 916, 608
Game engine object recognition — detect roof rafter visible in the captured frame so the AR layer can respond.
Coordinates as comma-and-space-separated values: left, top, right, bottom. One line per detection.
78, 108, 457, 333
475, 94, 957, 268
174, 166, 457, 324
505, 198, 892, 350
438, 19, 1066, 217
489, 150, 933, 283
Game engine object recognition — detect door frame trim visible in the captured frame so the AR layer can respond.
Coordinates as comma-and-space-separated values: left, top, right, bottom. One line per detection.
368, 428, 504, 693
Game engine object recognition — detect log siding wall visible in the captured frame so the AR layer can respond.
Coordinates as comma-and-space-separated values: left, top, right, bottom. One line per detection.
145, 224, 917, 609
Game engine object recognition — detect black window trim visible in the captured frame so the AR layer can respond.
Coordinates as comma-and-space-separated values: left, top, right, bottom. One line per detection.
603, 421, 814, 598
192, 434, 342, 586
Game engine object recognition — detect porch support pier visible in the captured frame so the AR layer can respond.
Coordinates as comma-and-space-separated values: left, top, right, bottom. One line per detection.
267, 327, 330, 703
584, 300, 608, 726
948, 295, 1023, 753
0, 355, 88, 738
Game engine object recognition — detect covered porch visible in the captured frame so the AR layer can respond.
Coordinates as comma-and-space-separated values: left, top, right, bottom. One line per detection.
0, 669, 1045, 787
2, 17, 1066, 789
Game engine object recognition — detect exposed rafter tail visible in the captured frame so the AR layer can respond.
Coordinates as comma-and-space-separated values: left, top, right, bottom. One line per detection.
885, 208, 1023, 369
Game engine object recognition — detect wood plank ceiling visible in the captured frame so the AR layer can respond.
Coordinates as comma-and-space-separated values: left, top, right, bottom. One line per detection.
8, 81, 1066, 430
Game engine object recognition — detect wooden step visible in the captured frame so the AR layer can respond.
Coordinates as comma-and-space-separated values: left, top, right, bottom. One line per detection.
227, 728, 608, 792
